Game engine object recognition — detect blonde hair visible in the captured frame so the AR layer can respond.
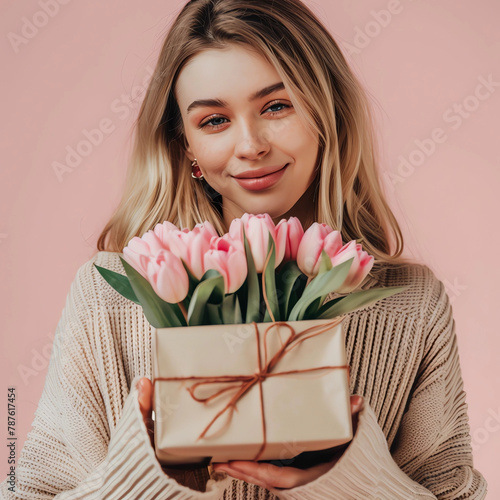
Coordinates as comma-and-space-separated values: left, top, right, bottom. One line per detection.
97, 0, 419, 278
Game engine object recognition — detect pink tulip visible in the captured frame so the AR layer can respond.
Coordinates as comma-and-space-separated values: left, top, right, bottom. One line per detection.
153, 221, 179, 246
275, 217, 304, 262
143, 249, 189, 304
160, 222, 218, 280
228, 213, 285, 272
123, 230, 166, 279
203, 234, 247, 293
330, 241, 374, 293
296, 223, 343, 277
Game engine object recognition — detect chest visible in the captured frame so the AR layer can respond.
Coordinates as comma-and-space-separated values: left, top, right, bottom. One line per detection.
116, 304, 424, 449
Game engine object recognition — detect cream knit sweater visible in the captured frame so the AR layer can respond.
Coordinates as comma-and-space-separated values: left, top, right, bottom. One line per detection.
0, 251, 488, 499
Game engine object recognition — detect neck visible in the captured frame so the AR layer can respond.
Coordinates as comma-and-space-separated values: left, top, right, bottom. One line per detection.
272, 179, 318, 230
220, 179, 318, 233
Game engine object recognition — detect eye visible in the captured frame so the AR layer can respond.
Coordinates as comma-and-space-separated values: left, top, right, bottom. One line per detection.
265, 101, 293, 115
199, 116, 229, 130
198, 101, 293, 130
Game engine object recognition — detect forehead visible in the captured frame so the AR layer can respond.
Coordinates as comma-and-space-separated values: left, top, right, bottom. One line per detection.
174, 45, 282, 108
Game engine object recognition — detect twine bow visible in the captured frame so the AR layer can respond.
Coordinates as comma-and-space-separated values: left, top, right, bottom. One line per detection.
153, 316, 350, 461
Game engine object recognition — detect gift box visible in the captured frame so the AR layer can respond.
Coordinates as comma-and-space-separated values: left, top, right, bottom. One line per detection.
152, 316, 352, 467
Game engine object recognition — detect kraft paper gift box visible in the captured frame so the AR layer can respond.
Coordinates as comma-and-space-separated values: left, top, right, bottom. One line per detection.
152, 317, 352, 467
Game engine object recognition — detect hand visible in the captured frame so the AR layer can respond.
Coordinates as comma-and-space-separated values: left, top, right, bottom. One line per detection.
137, 377, 211, 489
137, 377, 155, 447
211, 395, 364, 490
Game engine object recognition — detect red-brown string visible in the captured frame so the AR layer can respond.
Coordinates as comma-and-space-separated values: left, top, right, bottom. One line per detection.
153, 316, 350, 461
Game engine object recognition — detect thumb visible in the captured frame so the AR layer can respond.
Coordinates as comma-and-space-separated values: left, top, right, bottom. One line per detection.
350, 394, 364, 414
136, 377, 154, 447
136, 377, 153, 417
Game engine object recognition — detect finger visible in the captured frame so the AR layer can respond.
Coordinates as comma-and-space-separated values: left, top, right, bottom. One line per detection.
215, 465, 270, 489
222, 460, 310, 490
136, 378, 155, 446
350, 394, 364, 414
351, 395, 364, 433
138, 378, 153, 414
213, 453, 341, 490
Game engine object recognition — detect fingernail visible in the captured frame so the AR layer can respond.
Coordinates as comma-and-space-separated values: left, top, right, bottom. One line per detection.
213, 465, 229, 473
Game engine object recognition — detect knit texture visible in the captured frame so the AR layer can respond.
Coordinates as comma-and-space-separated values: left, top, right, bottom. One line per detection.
0, 251, 487, 499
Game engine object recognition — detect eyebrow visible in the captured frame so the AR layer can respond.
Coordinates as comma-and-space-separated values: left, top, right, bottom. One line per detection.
186, 81, 286, 114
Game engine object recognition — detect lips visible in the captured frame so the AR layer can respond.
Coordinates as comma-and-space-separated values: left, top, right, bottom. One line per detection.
233, 164, 288, 179
232, 163, 289, 191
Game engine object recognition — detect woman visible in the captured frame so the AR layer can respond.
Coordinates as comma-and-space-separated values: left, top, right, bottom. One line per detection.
0, 0, 487, 498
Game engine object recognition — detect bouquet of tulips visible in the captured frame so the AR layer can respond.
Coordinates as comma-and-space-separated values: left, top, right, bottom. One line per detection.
95, 213, 406, 328
95, 213, 408, 467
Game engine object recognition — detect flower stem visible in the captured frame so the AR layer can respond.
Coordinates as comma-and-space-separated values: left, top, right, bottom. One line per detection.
178, 301, 188, 324
262, 249, 275, 323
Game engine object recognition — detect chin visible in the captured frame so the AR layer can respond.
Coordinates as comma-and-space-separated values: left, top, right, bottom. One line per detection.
249, 205, 294, 221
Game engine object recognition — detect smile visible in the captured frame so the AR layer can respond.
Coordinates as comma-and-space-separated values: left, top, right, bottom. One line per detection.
233, 164, 289, 191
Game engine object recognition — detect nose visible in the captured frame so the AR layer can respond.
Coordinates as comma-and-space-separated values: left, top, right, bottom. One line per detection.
234, 121, 271, 161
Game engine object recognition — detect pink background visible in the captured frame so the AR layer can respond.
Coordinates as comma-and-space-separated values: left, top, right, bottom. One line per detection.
1, 0, 499, 495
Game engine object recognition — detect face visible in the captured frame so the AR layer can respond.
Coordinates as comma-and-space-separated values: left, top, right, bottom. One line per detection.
174, 44, 320, 229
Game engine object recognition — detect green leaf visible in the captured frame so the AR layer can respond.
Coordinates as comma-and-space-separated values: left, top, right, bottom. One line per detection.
275, 261, 304, 320
288, 258, 354, 321
180, 259, 200, 304
317, 249, 333, 275
206, 303, 223, 324
317, 285, 410, 319
243, 227, 260, 323
286, 275, 308, 319
315, 295, 343, 316
221, 294, 243, 324
263, 235, 280, 322
233, 294, 243, 324
94, 264, 140, 304
235, 275, 248, 322
187, 271, 225, 326
119, 257, 185, 328
296, 250, 332, 318
302, 295, 323, 319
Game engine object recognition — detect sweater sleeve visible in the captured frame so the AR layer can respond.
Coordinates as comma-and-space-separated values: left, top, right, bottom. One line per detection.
268, 272, 488, 500
0, 258, 232, 500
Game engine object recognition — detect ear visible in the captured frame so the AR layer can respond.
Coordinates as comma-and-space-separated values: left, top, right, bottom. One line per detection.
181, 135, 195, 162
185, 148, 195, 163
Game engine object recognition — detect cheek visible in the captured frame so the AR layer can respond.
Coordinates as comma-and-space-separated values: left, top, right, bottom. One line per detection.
276, 117, 318, 154
194, 139, 231, 173
201, 132, 236, 154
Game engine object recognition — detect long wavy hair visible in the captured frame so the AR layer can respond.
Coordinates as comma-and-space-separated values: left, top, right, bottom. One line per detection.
97, 0, 419, 279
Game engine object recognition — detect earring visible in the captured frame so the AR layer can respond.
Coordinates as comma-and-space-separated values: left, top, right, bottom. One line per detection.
191, 159, 204, 179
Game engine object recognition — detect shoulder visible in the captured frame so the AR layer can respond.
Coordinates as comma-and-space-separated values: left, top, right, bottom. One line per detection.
366, 262, 449, 324
70, 251, 130, 310
379, 262, 442, 289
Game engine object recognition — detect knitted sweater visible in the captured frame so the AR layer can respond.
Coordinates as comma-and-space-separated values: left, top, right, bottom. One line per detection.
0, 251, 488, 499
